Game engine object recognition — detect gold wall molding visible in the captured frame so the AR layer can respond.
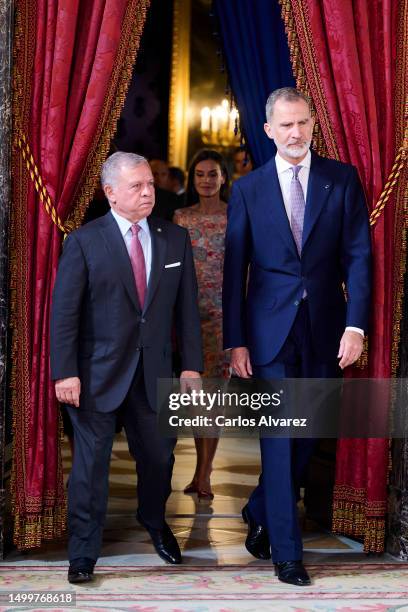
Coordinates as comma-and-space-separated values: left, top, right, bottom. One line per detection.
168, 0, 191, 169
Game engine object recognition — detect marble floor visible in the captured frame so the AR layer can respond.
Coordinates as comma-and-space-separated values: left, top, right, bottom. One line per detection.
4, 435, 401, 567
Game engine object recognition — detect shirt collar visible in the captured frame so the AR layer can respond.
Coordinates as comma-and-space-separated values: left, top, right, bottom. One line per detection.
275, 149, 311, 174
110, 208, 150, 237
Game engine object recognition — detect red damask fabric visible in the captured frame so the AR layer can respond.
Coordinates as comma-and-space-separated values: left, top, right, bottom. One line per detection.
12, 0, 149, 548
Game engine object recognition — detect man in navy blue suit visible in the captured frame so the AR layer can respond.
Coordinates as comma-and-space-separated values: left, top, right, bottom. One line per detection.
222, 88, 371, 585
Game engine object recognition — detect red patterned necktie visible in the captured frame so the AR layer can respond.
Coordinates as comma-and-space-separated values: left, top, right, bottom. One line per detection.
130, 223, 147, 308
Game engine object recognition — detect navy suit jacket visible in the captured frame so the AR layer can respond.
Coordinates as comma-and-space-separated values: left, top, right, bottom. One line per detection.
222, 151, 371, 365
50, 212, 203, 412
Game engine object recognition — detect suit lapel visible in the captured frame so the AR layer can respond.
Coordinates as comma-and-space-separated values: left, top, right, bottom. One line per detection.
260, 158, 298, 257
98, 211, 141, 312
302, 152, 333, 250
143, 216, 167, 313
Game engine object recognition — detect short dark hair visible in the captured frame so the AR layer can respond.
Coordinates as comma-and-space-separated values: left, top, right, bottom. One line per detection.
187, 149, 229, 205
169, 166, 185, 188
265, 87, 311, 122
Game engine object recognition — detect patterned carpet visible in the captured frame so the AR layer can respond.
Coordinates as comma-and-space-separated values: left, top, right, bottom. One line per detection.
2, 563, 408, 611
2, 438, 407, 611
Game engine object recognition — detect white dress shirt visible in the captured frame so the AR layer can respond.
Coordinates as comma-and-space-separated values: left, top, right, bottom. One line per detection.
274, 151, 363, 337
110, 208, 152, 284
275, 149, 311, 223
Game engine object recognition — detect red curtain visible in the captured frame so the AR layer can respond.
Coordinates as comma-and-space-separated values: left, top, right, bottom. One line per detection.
11, 0, 150, 549
279, 0, 407, 551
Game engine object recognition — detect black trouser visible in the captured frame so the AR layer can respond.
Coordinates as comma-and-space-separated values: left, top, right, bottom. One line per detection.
67, 363, 176, 564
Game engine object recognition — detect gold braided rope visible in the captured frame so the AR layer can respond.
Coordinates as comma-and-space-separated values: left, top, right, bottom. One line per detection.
370, 119, 408, 227
16, 131, 67, 235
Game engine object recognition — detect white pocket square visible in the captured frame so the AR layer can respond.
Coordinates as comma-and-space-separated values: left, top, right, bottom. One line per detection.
165, 262, 181, 268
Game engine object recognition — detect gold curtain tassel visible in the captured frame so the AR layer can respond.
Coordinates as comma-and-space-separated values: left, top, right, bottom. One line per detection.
16, 130, 67, 236
370, 121, 408, 226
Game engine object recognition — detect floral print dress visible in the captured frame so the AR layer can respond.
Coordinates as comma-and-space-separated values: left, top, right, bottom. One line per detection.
174, 206, 229, 377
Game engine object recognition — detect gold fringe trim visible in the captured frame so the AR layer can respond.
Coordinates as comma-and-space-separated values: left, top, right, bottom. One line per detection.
391, 0, 408, 377
332, 499, 386, 554
278, 0, 339, 159
391, 163, 408, 378
65, 0, 151, 231
13, 506, 67, 551
355, 335, 368, 370
332, 483, 387, 553
277, 0, 327, 156
10, 0, 40, 551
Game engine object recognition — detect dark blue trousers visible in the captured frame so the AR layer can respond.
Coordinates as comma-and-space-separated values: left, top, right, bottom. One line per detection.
248, 300, 340, 562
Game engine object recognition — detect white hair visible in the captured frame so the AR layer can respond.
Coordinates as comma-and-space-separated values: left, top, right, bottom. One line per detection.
265, 87, 311, 123
101, 151, 148, 188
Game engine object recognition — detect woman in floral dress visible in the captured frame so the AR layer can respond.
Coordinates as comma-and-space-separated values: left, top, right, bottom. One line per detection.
174, 149, 229, 500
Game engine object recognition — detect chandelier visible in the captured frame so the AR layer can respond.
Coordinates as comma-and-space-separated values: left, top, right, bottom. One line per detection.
200, 99, 240, 148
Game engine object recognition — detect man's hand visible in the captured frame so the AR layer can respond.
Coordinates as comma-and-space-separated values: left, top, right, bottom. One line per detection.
55, 377, 81, 407
180, 370, 202, 394
231, 347, 252, 378
338, 330, 364, 369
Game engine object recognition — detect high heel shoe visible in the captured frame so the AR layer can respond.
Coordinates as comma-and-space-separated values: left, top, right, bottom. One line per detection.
183, 482, 198, 494
197, 489, 214, 501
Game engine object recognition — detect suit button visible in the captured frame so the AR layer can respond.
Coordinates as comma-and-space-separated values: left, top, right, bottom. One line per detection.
140, 318, 146, 323
294, 300, 300, 306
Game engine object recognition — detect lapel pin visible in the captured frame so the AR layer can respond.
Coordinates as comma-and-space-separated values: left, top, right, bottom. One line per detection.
157, 227, 162, 232
324, 184, 330, 189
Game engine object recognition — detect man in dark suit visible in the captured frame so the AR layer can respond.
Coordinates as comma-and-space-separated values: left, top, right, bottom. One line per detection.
51, 152, 203, 583
222, 88, 371, 585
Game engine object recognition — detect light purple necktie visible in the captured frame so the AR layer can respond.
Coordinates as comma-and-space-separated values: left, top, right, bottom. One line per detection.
290, 165, 305, 255
130, 224, 147, 308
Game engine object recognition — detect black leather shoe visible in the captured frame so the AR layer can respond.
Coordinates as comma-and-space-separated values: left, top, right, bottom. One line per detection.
241, 505, 271, 560
274, 561, 311, 586
67, 567, 94, 584
137, 511, 182, 564
68, 557, 95, 584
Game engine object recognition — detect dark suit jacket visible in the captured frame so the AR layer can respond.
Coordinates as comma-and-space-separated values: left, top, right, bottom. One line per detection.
222, 151, 372, 365
50, 211, 203, 412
